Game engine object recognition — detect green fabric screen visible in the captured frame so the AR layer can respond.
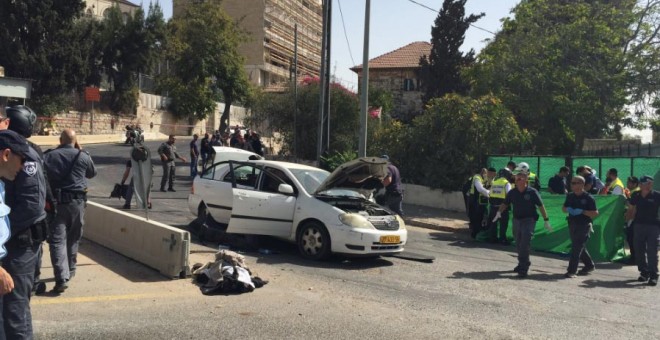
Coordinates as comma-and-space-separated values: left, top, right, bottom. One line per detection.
478, 193, 626, 262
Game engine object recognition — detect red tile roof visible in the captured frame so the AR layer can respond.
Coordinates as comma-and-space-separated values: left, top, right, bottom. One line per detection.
350, 41, 431, 72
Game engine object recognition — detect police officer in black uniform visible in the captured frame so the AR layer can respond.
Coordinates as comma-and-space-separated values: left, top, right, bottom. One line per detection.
44, 129, 97, 294
1, 105, 55, 338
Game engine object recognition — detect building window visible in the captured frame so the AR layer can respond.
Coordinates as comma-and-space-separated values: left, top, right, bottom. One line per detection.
403, 78, 415, 91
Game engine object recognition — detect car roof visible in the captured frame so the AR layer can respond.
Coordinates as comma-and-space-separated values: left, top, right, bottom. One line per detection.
247, 160, 324, 172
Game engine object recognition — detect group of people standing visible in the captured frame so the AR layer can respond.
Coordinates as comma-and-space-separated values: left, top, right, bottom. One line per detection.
465, 160, 659, 284
0, 105, 96, 338
187, 127, 265, 178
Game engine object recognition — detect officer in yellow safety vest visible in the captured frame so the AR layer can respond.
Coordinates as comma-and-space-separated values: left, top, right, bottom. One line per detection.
468, 168, 490, 239
605, 168, 625, 196
517, 162, 540, 190
487, 168, 512, 244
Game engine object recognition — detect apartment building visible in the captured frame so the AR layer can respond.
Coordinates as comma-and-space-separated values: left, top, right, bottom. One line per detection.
174, 0, 322, 88
84, 0, 140, 20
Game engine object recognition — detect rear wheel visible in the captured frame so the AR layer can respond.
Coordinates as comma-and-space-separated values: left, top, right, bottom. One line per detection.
297, 221, 331, 260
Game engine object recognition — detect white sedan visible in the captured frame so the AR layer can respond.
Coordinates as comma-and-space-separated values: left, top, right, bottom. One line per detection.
188, 157, 407, 260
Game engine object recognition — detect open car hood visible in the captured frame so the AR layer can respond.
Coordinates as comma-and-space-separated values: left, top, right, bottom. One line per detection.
313, 157, 389, 196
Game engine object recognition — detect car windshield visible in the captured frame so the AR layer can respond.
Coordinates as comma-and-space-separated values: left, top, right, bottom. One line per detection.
289, 168, 330, 194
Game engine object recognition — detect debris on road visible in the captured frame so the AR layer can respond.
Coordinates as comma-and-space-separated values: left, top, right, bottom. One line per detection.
192, 250, 268, 295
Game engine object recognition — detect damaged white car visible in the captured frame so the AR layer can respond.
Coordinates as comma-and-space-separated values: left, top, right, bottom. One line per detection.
188, 157, 407, 260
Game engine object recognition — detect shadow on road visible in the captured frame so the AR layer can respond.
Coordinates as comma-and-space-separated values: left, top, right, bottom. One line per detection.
579, 278, 645, 289
449, 270, 565, 282
77, 240, 169, 283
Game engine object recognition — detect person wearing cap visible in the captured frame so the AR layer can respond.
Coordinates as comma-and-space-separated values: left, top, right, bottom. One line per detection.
605, 168, 625, 196
516, 162, 540, 191
1, 105, 56, 337
0, 129, 33, 301
487, 168, 512, 244
562, 175, 599, 278
548, 166, 570, 194
381, 155, 404, 216
494, 165, 552, 278
626, 175, 660, 286
44, 129, 97, 294
157, 135, 187, 192
468, 168, 490, 238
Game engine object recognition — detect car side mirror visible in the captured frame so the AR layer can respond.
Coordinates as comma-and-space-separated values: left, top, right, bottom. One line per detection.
278, 184, 294, 195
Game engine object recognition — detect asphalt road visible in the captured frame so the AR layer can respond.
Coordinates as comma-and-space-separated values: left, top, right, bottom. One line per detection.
31, 139, 660, 339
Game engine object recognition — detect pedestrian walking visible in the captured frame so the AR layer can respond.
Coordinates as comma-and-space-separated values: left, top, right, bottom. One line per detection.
157, 135, 186, 192
494, 165, 552, 278
189, 134, 199, 177
562, 175, 599, 278
626, 175, 660, 286
43, 129, 97, 293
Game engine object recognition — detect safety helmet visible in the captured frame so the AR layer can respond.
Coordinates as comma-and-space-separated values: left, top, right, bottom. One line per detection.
6, 105, 37, 138
498, 168, 511, 179
518, 162, 530, 171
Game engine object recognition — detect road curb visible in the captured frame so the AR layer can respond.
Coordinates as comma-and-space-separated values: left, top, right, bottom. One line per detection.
403, 218, 469, 234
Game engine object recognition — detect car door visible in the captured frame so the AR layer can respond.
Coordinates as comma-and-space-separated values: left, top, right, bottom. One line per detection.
196, 162, 234, 224
227, 165, 297, 238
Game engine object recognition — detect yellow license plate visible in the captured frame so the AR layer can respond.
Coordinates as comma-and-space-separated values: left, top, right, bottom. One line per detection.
380, 235, 400, 244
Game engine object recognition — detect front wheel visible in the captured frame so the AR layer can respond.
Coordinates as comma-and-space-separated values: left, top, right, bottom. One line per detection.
297, 221, 331, 260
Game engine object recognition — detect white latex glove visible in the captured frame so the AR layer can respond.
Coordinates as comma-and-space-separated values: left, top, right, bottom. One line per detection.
543, 220, 553, 232
626, 220, 633, 228
589, 224, 595, 234
492, 211, 502, 222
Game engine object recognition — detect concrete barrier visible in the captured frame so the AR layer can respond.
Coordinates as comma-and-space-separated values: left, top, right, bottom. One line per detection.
402, 183, 466, 213
84, 201, 190, 278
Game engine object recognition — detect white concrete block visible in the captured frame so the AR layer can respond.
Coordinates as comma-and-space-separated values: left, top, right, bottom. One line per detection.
402, 184, 466, 213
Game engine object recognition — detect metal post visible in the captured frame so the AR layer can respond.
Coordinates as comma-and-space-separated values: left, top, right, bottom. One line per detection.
317, 0, 330, 162
358, 0, 371, 158
293, 23, 298, 160
325, 0, 332, 152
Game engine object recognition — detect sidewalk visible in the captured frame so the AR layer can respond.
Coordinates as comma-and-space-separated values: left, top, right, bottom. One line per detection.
402, 203, 469, 234
29, 131, 169, 148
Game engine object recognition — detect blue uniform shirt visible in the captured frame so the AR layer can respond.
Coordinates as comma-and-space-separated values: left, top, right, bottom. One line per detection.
563, 192, 597, 225
630, 190, 660, 226
504, 186, 543, 220
5, 144, 47, 231
44, 145, 97, 191
0, 181, 12, 259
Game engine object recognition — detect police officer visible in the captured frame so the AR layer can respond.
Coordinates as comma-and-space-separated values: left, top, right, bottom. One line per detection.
605, 168, 625, 196
157, 135, 186, 192
626, 175, 660, 286
487, 168, 512, 244
44, 129, 97, 293
381, 155, 404, 216
562, 175, 599, 278
494, 166, 552, 278
468, 168, 489, 239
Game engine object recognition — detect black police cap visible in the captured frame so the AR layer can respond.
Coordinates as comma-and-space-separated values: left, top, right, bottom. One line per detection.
0, 130, 29, 158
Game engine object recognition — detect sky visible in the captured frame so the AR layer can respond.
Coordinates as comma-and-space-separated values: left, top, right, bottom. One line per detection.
142, 0, 652, 142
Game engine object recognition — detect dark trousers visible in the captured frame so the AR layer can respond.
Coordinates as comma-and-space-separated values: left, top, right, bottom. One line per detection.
468, 199, 486, 236
200, 152, 208, 172
567, 221, 594, 274
386, 192, 404, 216
625, 223, 635, 260
190, 156, 198, 177
0, 238, 41, 339
513, 218, 535, 273
633, 223, 660, 279
48, 200, 85, 283
487, 205, 509, 241
160, 162, 175, 190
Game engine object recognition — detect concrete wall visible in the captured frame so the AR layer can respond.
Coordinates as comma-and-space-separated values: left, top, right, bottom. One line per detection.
84, 201, 190, 278
402, 184, 466, 213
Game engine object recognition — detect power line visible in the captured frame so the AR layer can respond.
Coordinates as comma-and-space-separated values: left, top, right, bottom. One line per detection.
405, 0, 497, 35
337, 0, 356, 66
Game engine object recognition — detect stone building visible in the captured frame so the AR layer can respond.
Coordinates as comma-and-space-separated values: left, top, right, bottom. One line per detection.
83, 0, 140, 19
173, 0, 322, 89
351, 41, 431, 120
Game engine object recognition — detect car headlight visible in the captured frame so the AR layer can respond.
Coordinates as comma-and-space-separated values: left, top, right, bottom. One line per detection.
339, 213, 375, 230
395, 214, 406, 230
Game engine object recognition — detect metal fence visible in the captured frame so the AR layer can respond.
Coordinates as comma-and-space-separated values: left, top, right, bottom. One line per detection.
487, 155, 660, 189
582, 143, 660, 157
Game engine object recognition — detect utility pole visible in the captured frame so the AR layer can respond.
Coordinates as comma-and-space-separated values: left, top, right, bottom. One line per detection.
293, 23, 298, 160
317, 0, 331, 162
358, 0, 371, 157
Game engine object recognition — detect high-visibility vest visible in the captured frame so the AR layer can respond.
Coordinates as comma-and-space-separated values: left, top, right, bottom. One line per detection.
607, 177, 625, 195
528, 172, 538, 187
469, 175, 484, 195
490, 177, 509, 200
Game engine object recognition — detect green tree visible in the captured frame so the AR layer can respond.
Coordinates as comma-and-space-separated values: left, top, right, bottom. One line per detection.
247, 78, 359, 160
467, 0, 660, 154
418, 0, 484, 104
0, 0, 86, 114
99, 4, 166, 114
161, 1, 250, 127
